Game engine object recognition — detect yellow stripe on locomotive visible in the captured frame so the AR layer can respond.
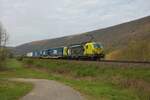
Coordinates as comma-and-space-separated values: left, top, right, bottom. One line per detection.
63, 46, 68, 56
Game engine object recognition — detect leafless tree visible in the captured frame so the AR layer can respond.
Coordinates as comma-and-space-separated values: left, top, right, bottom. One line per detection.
0, 22, 8, 62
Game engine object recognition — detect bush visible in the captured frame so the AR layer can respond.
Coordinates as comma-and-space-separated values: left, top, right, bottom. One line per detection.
0, 56, 6, 70
16, 56, 23, 61
24, 59, 34, 65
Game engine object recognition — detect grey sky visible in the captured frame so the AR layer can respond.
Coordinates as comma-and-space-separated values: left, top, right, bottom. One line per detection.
1, 0, 150, 46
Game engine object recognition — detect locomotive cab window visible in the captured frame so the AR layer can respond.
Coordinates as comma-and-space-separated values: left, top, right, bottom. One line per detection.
86, 45, 88, 49
94, 44, 101, 48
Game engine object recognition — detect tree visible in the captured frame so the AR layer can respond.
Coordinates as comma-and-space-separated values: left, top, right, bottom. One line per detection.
0, 22, 8, 68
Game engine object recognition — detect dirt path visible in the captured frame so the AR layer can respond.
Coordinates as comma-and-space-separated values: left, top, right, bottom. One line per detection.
9, 78, 85, 100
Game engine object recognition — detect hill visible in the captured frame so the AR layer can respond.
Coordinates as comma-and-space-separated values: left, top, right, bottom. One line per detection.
13, 16, 150, 60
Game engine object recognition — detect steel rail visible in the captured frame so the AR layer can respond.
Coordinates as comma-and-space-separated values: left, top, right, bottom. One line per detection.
23, 57, 150, 64
99, 60, 150, 64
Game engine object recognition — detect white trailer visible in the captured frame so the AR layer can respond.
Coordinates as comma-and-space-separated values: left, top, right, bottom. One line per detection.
26, 52, 33, 57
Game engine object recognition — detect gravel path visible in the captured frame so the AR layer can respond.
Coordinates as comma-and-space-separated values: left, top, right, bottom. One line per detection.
9, 78, 85, 100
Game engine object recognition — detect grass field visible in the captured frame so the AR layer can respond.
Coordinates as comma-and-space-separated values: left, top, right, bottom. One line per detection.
107, 39, 150, 61
0, 59, 150, 100
0, 59, 33, 100
0, 79, 32, 100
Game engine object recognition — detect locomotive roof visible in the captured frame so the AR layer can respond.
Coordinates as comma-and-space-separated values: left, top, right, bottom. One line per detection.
69, 44, 82, 47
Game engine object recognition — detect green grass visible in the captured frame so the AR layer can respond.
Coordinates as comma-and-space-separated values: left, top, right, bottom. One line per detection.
0, 59, 150, 100
0, 79, 32, 100
0, 59, 33, 100
0, 59, 50, 79
23, 59, 150, 100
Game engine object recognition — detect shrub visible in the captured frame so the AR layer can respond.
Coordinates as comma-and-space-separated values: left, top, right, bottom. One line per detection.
24, 59, 34, 65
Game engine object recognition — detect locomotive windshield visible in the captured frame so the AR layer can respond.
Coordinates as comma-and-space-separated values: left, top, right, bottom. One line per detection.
93, 43, 103, 48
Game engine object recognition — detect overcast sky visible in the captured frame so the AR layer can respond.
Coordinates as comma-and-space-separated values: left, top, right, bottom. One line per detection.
1, 0, 150, 46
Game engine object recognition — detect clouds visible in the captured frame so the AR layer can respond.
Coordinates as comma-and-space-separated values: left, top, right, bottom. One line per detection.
1, 0, 150, 46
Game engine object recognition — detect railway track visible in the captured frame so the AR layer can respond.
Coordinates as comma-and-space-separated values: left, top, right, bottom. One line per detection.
99, 60, 150, 64
23, 57, 150, 64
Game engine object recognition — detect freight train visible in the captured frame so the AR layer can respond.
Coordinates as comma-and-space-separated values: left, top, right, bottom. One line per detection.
26, 41, 105, 60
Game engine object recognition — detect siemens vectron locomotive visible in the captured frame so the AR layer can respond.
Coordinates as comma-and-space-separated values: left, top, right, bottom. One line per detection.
26, 41, 105, 60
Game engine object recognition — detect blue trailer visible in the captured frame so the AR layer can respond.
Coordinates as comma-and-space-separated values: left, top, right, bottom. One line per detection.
26, 47, 67, 58
39, 49, 48, 57
32, 51, 40, 57
47, 47, 64, 58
